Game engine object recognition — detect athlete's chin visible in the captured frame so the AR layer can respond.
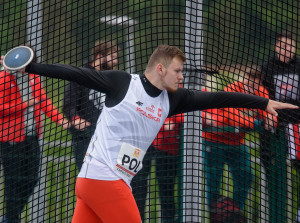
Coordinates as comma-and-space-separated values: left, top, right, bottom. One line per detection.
166, 86, 178, 93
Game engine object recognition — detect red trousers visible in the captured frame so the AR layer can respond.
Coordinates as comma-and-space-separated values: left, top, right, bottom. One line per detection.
72, 178, 141, 223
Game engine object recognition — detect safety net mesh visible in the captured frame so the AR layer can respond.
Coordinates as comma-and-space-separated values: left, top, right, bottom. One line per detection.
0, 0, 300, 222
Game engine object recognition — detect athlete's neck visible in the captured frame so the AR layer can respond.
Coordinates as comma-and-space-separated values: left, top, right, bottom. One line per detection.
140, 74, 162, 97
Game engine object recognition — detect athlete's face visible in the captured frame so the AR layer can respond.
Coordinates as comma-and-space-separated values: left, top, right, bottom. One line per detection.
275, 37, 296, 63
161, 57, 184, 92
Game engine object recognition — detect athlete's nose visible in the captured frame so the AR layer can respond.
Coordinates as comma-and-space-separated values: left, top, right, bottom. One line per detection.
178, 72, 184, 81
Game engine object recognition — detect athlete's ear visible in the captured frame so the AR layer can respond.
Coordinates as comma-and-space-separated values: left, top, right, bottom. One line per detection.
156, 63, 165, 76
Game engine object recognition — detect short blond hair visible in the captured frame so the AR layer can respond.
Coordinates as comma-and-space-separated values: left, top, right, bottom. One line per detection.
145, 45, 186, 72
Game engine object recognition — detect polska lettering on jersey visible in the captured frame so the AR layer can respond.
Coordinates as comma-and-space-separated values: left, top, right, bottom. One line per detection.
136, 107, 161, 122
136, 100, 162, 122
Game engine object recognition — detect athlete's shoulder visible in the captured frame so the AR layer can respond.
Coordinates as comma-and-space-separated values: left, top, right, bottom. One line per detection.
167, 87, 196, 104
105, 70, 131, 79
101, 70, 132, 86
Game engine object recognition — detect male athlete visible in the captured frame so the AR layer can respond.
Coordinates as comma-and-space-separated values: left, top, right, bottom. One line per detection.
1, 45, 297, 223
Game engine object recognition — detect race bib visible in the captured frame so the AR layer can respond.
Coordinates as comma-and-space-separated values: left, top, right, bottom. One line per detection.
115, 142, 146, 180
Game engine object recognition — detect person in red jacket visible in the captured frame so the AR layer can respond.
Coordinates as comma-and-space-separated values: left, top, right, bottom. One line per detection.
202, 65, 277, 215
0, 46, 69, 223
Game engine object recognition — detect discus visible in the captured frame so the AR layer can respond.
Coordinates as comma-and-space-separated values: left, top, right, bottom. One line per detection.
3, 46, 34, 71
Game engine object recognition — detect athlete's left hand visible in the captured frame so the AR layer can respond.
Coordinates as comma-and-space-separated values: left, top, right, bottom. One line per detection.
266, 99, 298, 116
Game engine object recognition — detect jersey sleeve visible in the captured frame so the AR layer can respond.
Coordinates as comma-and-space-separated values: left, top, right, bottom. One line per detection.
168, 88, 269, 116
26, 63, 131, 97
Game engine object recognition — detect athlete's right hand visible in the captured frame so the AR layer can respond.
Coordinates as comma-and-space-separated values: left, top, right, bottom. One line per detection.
73, 118, 91, 131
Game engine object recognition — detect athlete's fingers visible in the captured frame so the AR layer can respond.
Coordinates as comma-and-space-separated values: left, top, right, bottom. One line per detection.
266, 99, 298, 117
266, 105, 277, 117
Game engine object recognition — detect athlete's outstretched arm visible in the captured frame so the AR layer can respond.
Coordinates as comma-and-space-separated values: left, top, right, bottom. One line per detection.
168, 89, 298, 116
25, 63, 130, 94
0, 56, 130, 95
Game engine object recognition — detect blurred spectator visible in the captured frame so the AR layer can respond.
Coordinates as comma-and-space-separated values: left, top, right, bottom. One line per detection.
202, 65, 276, 219
0, 44, 69, 223
63, 40, 118, 169
210, 196, 246, 223
131, 113, 184, 223
262, 31, 300, 223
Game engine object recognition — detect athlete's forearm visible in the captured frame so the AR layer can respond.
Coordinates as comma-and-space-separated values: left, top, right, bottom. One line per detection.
26, 63, 90, 82
197, 91, 269, 110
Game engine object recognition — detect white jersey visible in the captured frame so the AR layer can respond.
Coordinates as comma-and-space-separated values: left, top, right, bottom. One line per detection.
79, 74, 169, 187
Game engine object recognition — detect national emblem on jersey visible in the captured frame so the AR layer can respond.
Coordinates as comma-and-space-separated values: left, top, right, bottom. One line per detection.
158, 108, 162, 117
133, 148, 141, 158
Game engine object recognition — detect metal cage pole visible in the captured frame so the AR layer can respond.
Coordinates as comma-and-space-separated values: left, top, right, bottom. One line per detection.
183, 0, 204, 222
26, 1, 46, 222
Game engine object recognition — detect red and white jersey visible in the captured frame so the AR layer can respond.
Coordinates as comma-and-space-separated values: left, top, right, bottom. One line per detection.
79, 74, 169, 187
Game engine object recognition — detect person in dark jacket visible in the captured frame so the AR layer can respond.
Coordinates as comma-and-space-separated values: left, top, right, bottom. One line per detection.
63, 40, 118, 169
261, 31, 300, 223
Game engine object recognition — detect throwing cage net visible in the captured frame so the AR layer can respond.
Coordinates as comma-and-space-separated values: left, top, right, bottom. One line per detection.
0, 0, 300, 222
